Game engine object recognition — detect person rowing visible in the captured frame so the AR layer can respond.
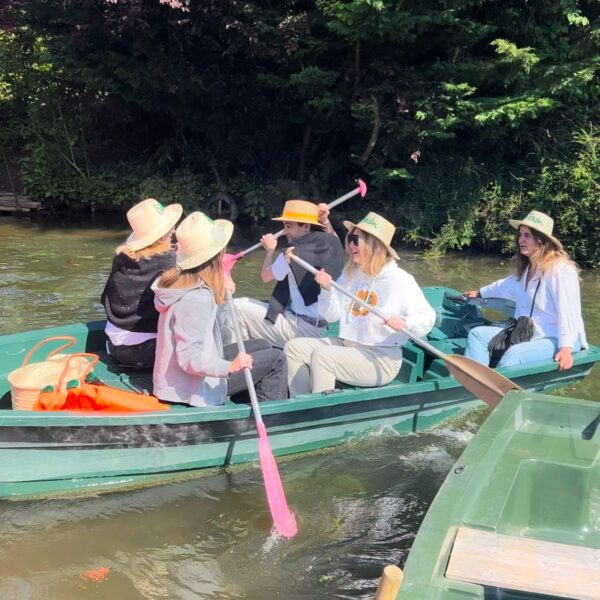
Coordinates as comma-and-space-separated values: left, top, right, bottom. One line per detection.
152, 212, 288, 406
231, 200, 345, 349
283, 212, 435, 396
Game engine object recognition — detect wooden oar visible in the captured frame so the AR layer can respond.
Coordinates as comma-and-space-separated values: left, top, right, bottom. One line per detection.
225, 291, 298, 538
285, 250, 522, 409
222, 179, 367, 273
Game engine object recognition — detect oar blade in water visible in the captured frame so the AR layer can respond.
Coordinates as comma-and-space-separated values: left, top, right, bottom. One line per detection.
257, 422, 298, 538
444, 354, 522, 409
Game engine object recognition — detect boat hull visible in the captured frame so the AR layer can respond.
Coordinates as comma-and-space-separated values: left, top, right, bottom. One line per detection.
398, 390, 600, 599
1, 288, 599, 499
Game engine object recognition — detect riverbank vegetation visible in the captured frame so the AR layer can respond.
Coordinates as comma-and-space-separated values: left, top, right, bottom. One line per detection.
1, 1, 599, 264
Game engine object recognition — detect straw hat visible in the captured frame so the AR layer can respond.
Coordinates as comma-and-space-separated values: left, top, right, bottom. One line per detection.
509, 210, 563, 249
126, 198, 183, 251
343, 212, 399, 259
272, 200, 325, 228
175, 211, 234, 270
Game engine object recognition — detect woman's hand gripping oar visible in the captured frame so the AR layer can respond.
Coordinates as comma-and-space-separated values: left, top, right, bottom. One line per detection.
222, 179, 368, 273
225, 290, 298, 538
285, 249, 522, 409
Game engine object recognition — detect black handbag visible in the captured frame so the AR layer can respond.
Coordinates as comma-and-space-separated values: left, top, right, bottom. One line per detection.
488, 279, 541, 368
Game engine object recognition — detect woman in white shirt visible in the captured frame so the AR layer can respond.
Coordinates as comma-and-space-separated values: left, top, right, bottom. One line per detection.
284, 212, 435, 396
464, 210, 587, 371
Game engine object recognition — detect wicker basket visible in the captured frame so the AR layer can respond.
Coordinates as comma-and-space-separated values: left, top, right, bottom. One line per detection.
8, 336, 97, 411
8, 361, 67, 410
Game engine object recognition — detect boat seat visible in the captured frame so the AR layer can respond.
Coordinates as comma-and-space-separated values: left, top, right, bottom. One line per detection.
396, 342, 425, 384
91, 351, 154, 394
446, 526, 600, 600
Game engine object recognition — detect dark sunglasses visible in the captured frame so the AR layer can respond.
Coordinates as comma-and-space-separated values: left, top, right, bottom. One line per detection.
347, 233, 361, 245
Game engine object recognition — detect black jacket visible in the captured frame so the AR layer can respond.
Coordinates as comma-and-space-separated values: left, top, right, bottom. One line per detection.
265, 231, 345, 323
101, 250, 175, 332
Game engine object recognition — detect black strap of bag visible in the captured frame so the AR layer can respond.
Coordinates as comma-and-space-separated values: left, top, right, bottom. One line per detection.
487, 276, 541, 368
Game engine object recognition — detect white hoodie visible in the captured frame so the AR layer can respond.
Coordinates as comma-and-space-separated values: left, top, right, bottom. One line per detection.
317, 261, 435, 346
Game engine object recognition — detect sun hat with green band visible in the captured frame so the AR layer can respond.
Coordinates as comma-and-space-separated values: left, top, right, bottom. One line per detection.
125, 198, 183, 251
342, 211, 399, 259
175, 211, 234, 270
509, 210, 563, 250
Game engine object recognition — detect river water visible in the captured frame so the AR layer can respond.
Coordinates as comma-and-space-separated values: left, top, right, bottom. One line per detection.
0, 215, 598, 600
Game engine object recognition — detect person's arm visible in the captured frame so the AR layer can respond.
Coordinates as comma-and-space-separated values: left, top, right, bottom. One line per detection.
550, 263, 583, 370
260, 233, 278, 282
479, 273, 519, 301
316, 270, 347, 322
385, 275, 435, 337
318, 203, 339, 238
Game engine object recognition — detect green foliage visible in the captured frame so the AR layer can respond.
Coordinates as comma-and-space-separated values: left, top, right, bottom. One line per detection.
1, 0, 599, 265
527, 126, 600, 265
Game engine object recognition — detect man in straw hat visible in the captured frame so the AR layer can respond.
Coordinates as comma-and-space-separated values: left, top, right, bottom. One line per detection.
464, 209, 587, 371
102, 198, 183, 371
284, 211, 435, 395
152, 212, 287, 406
232, 199, 345, 349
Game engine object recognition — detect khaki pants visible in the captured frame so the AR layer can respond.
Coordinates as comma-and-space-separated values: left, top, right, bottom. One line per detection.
284, 337, 404, 396
230, 298, 327, 349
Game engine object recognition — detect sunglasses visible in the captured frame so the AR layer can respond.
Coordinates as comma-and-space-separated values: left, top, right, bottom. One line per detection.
347, 233, 361, 245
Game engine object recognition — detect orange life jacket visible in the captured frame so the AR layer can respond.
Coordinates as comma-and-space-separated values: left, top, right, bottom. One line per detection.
36, 382, 169, 412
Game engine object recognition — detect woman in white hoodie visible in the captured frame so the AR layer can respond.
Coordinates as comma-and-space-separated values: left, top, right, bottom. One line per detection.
152, 212, 287, 407
284, 212, 435, 396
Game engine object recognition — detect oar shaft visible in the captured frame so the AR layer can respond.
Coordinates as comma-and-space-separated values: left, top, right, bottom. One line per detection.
241, 230, 285, 257
226, 291, 263, 424
287, 252, 446, 361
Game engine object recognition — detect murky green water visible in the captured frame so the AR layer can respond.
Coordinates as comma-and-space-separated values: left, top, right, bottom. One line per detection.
0, 215, 598, 599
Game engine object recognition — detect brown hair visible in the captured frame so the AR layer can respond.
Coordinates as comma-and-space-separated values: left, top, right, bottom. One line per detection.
117, 233, 173, 261
157, 251, 226, 304
514, 227, 579, 280
344, 229, 394, 278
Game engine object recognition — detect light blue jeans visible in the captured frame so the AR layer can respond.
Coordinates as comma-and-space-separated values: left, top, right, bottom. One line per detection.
464, 325, 578, 368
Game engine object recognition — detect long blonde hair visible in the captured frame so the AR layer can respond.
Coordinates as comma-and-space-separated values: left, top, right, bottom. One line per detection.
158, 251, 226, 304
515, 227, 579, 279
344, 229, 394, 278
117, 233, 173, 261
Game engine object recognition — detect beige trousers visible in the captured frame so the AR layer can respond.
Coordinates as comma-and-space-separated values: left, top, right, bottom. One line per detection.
284, 337, 404, 396
231, 298, 326, 349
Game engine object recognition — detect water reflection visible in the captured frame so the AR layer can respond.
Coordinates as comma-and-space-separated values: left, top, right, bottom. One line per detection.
0, 215, 598, 599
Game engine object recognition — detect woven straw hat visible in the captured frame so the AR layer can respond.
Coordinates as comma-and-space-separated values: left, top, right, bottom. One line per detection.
272, 200, 325, 228
509, 210, 563, 249
343, 212, 399, 259
175, 211, 234, 270
126, 198, 183, 251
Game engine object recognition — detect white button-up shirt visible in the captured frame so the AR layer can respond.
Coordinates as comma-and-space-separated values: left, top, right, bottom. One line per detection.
481, 261, 587, 350
271, 252, 323, 320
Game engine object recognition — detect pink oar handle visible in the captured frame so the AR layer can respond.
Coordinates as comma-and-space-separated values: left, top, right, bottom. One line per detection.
222, 179, 367, 270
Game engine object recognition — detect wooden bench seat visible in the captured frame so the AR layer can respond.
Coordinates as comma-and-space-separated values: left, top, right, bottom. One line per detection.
446, 526, 600, 600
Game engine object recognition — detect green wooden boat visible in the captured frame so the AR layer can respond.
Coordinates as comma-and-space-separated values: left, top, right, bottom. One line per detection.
397, 389, 600, 599
0, 287, 598, 500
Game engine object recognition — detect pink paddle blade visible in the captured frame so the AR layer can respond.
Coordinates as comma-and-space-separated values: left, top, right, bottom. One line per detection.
222, 252, 243, 277
257, 422, 298, 538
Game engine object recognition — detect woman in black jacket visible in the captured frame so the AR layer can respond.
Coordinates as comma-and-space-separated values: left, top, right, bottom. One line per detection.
101, 198, 182, 370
